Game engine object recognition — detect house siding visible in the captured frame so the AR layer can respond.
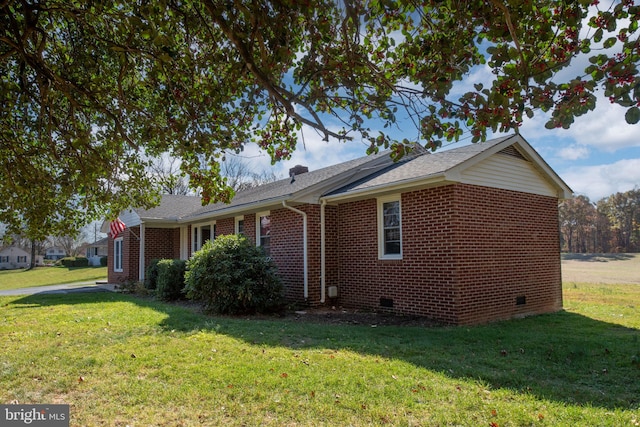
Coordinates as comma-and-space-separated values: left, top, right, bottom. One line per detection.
324, 205, 340, 300
460, 152, 558, 197
143, 227, 181, 268
269, 206, 321, 303
108, 227, 140, 284
335, 188, 459, 323
334, 183, 562, 325
451, 184, 562, 325
108, 226, 181, 284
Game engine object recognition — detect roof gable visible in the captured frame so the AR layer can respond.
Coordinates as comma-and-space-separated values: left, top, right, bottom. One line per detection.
326, 135, 572, 200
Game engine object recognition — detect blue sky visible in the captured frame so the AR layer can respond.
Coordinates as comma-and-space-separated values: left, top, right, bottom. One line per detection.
237, 4, 640, 203
239, 62, 639, 203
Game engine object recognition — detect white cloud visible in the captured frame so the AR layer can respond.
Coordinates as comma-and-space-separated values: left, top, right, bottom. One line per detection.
561, 158, 640, 201
557, 144, 590, 160
519, 92, 640, 154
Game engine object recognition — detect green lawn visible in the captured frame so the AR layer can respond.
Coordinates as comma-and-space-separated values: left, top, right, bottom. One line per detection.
0, 282, 638, 425
0, 266, 107, 290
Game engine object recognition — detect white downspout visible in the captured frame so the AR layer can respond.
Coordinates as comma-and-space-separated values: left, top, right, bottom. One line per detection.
320, 199, 326, 303
138, 222, 146, 282
282, 201, 308, 300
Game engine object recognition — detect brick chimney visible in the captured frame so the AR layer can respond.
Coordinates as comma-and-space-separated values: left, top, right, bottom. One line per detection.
289, 165, 309, 177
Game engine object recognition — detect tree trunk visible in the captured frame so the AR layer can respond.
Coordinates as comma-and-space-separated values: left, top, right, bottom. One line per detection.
28, 239, 37, 270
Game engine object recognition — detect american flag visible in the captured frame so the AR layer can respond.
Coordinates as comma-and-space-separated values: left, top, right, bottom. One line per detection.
110, 218, 127, 238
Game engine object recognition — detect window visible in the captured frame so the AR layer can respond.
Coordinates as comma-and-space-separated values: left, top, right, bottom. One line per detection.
114, 237, 123, 272
377, 196, 402, 259
192, 223, 216, 252
0, 256, 9, 263
235, 216, 245, 235
17, 256, 27, 263
256, 212, 271, 256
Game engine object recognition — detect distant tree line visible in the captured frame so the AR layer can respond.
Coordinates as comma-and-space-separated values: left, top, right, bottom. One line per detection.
559, 188, 640, 253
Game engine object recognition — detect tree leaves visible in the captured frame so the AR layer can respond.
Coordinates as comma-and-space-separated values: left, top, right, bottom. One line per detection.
625, 107, 640, 124
1, 0, 639, 236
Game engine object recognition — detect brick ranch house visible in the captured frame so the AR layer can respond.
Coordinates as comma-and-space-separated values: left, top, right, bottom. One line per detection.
103, 134, 572, 325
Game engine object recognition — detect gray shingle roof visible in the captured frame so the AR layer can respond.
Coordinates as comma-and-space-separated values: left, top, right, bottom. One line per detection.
135, 135, 524, 222
136, 194, 204, 221
184, 151, 390, 219
327, 136, 513, 195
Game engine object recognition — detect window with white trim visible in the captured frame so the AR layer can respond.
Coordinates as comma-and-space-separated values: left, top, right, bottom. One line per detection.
256, 211, 271, 256
192, 222, 216, 252
17, 256, 27, 263
377, 195, 402, 259
235, 216, 245, 235
114, 237, 123, 272
0, 256, 8, 263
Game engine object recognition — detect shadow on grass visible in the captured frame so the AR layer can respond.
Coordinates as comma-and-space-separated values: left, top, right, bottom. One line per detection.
561, 253, 635, 262
7, 291, 640, 411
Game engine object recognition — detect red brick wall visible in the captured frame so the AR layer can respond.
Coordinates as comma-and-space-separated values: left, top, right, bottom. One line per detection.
107, 227, 140, 284
143, 227, 181, 270
216, 218, 235, 237
243, 214, 256, 245
270, 206, 321, 303
108, 226, 180, 284
451, 184, 562, 325
324, 205, 340, 300
335, 190, 458, 322
334, 184, 562, 325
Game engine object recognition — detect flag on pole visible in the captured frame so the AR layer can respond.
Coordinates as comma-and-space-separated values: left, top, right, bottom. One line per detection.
110, 218, 127, 238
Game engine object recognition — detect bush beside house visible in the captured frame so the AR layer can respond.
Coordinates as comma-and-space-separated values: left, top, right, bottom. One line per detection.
184, 235, 283, 315
155, 259, 187, 301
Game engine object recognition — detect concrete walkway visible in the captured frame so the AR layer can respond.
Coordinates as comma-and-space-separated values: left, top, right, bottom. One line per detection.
0, 281, 117, 296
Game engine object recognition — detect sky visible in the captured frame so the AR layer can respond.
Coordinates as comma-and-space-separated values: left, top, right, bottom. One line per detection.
233, 3, 640, 204
236, 65, 639, 204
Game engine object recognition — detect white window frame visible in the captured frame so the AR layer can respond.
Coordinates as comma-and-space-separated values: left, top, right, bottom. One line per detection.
192, 221, 216, 253
377, 195, 403, 260
114, 237, 123, 272
235, 215, 245, 235
256, 211, 271, 254
0, 256, 8, 263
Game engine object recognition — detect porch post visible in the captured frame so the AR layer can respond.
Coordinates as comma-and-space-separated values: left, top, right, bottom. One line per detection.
138, 222, 146, 282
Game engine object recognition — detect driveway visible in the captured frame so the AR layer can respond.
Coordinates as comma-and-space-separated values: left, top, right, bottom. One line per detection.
0, 281, 117, 296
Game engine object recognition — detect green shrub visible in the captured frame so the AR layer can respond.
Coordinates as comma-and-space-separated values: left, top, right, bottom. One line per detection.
156, 259, 186, 301
100, 256, 108, 267
145, 259, 161, 290
185, 235, 283, 315
58, 257, 89, 267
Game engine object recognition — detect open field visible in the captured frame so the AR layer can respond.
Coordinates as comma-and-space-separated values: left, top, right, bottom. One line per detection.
0, 266, 107, 290
0, 256, 638, 425
561, 253, 640, 284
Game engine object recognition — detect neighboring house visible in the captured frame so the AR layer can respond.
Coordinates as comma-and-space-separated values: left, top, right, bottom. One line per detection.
0, 246, 31, 270
84, 237, 109, 266
103, 135, 572, 325
45, 246, 66, 260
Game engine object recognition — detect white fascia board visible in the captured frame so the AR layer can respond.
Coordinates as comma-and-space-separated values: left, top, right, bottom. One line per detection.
179, 195, 292, 224
100, 210, 142, 232
321, 174, 450, 204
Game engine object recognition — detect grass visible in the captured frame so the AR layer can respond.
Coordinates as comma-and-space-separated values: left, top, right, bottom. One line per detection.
0, 266, 107, 290
1, 288, 639, 425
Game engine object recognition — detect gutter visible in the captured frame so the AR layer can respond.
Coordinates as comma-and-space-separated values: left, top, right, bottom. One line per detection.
320, 199, 326, 303
282, 201, 308, 300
